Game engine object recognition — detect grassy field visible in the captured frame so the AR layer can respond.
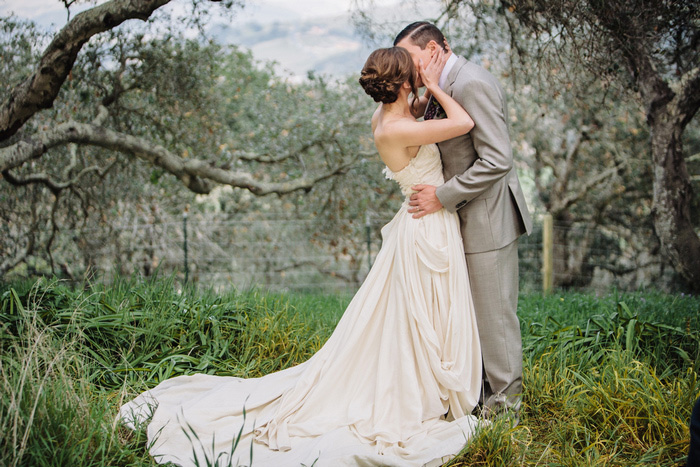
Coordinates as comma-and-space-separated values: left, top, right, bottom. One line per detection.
1, 276, 698, 466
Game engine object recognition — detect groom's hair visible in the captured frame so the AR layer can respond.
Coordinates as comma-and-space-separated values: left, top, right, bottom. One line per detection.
393, 22, 448, 51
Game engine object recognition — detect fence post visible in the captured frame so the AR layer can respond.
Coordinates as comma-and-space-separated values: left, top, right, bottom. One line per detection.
542, 213, 553, 295
183, 211, 189, 284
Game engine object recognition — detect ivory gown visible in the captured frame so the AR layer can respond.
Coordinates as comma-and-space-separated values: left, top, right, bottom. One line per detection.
120, 143, 483, 466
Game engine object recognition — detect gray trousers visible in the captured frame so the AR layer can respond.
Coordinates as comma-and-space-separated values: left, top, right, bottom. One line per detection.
465, 238, 522, 411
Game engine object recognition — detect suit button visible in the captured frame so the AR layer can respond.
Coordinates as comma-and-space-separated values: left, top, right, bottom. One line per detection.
456, 200, 467, 209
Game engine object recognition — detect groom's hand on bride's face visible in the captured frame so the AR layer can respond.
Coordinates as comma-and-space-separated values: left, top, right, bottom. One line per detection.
408, 185, 443, 219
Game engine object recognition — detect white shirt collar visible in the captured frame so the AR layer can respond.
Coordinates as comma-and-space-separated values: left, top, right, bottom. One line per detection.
439, 53, 459, 89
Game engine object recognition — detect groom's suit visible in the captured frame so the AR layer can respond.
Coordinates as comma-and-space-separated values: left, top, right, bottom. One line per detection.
433, 56, 532, 411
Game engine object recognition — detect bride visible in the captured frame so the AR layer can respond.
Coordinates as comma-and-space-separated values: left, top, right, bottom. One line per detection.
120, 46, 482, 467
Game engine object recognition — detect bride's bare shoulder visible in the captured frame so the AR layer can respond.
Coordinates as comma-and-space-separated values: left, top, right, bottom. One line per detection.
378, 117, 421, 142
373, 129, 419, 173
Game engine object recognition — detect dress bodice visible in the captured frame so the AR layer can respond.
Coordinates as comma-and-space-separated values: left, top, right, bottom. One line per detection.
384, 144, 444, 197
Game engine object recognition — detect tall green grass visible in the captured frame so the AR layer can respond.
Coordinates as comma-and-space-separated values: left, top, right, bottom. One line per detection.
1, 277, 697, 466
452, 292, 699, 466
0, 287, 149, 466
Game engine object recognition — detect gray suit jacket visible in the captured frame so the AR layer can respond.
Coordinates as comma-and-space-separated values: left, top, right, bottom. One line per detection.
435, 57, 532, 253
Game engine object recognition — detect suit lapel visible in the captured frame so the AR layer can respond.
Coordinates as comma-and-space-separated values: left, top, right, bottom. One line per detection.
445, 56, 469, 94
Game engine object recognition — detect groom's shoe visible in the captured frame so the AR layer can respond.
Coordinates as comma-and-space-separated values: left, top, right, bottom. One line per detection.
480, 405, 520, 427
481, 393, 521, 427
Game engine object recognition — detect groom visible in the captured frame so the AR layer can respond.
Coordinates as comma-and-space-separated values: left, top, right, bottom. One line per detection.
395, 22, 532, 417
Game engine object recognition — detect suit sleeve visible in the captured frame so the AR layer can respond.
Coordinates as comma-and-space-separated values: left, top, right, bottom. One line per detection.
435, 78, 513, 212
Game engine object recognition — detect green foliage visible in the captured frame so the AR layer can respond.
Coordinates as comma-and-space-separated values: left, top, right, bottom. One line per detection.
0, 16, 44, 93
0, 293, 150, 466
0, 276, 341, 391
0, 277, 344, 466
520, 292, 700, 373
453, 292, 699, 466
447, 416, 528, 466
0, 278, 697, 466
0, 15, 382, 285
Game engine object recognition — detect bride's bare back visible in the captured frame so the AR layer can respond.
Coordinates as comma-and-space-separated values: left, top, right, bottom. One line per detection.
369, 49, 473, 173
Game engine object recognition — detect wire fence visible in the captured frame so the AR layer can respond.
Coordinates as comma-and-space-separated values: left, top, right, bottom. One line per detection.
75, 211, 674, 294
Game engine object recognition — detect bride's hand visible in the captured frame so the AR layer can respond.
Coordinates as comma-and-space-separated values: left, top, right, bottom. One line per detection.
419, 48, 446, 91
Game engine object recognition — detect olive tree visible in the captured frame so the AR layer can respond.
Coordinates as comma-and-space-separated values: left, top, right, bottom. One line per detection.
495, 0, 700, 288
0, 1, 375, 281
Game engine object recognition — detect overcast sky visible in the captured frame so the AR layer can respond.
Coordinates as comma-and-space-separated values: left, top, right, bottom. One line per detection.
0, 0, 417, 28
1, 0, 441, 78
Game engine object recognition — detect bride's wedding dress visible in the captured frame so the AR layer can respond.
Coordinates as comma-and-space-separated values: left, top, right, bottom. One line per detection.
120, 143, 482, 467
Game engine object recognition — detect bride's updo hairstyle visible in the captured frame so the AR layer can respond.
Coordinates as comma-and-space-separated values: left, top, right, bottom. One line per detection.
359, 47, 418, 105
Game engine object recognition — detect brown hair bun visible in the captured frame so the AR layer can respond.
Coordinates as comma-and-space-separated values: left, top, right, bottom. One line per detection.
359, 47, 418, 105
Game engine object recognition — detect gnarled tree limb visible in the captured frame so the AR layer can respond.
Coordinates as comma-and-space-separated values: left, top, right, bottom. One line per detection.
0, 119, 358, 196
550, 161, 626, 215
675, 66, 700, 127
3, 162, 116, 195
0, 0, 176, 141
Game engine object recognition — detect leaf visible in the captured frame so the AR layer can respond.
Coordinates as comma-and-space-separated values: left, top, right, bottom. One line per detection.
625, 318, 637, 352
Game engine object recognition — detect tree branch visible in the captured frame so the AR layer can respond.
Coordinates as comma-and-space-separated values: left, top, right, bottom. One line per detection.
535, 147, 558, 176
0, 206, 39, 277
557, 130, 584, 191
0, 120, 358, 196
551, 160, 627, 214
675, 66, 700, 128
587, 2, 674, 117
0, 0, 174, 141
2, 163, 115, 195
234, 137, 329, 163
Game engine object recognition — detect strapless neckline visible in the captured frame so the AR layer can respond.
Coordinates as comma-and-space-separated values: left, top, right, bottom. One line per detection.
385, 144, 439, 178
383, 144, 443, 197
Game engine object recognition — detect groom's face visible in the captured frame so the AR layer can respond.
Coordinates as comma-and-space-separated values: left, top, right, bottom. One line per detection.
396, 38, 436, 88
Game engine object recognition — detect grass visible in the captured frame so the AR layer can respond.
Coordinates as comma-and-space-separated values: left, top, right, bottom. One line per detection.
0, 276, 697, 466
451, 292, 699, 466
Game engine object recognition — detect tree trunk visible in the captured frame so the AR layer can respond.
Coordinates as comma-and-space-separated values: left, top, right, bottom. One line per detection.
550, 215, 596, 289
649, 120, 700, 290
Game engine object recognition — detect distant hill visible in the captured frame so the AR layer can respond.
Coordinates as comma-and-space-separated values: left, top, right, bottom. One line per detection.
211, 14, 372, 79
210, 4, 440, 79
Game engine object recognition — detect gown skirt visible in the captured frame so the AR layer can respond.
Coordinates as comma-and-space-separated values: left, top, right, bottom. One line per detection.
120, 144, 483, 466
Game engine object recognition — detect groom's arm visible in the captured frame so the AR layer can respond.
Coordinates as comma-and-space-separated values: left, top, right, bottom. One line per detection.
435, 78, 513, 212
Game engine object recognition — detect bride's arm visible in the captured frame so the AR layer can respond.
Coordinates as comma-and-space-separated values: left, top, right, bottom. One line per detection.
422, 51, 472, 128
409, 89, 431, 118
382, 54, 473, 148
408, 49, 444, 118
